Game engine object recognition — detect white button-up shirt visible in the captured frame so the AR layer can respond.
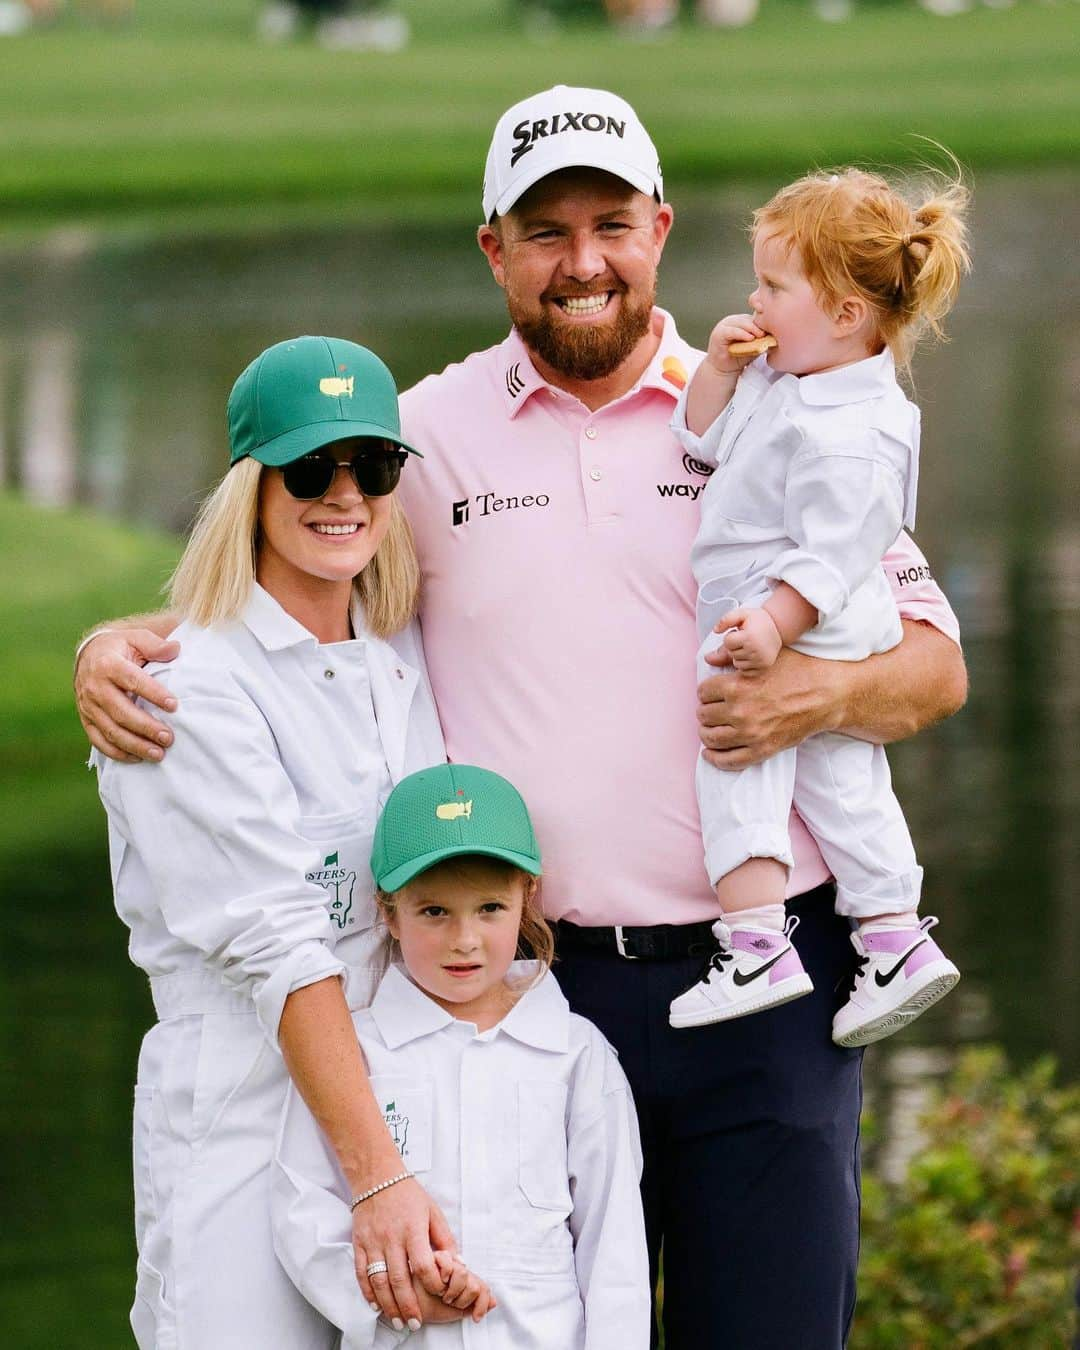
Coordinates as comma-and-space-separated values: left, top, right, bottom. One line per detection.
94, 584, 446, 1045
272, 963, 651, 1349
675, 349, 921, 659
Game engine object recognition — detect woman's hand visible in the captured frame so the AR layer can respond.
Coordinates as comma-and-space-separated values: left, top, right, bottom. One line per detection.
351, 1176, 459, 1330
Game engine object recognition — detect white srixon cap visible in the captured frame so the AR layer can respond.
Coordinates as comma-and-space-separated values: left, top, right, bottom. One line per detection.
482, 85, 664, 221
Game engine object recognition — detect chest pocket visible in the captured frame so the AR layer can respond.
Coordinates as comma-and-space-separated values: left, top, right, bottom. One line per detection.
367, 1077, 433, 1174
299, 807, 377, 937
713, 436, 790, 529
518, 1081, 571, 1212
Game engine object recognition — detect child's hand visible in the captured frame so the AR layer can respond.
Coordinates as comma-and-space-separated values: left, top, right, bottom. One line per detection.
433, 1249, 498, 1323
718, 607, 783, 673
705, 313, 769, 376
432, 1247, 496, 1323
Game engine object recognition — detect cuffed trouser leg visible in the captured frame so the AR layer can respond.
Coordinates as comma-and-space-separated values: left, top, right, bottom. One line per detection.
793, 733, 923, 918
553, 885, 863, 1350
696, 750, 796, 886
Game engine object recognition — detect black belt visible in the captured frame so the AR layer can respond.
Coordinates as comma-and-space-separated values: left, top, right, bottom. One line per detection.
554, 918, 717, 962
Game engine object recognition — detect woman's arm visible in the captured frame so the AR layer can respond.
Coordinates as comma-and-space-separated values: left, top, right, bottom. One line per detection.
279, 979, 456, 1330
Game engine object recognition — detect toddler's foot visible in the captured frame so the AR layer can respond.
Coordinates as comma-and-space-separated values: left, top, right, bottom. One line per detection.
832, 916, 959, 1048
669, 915, 813, 1028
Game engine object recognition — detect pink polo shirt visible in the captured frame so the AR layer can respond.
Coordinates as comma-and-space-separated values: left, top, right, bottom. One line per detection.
399, 310, 960, 928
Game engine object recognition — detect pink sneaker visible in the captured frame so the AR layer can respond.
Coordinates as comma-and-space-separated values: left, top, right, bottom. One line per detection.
669, 915, 814, 1028
832, 916, 959, 1048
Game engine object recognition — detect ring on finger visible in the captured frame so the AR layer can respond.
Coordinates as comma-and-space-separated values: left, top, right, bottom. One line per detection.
366, 1260, 389, 1277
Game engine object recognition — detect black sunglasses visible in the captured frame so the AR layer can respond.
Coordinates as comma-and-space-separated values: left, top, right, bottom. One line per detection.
280, 447, 408, 500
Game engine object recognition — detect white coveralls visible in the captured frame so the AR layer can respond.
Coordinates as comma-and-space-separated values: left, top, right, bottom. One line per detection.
672, 350, 924, 916
272, 962, 651, 1350
93, 584, 446, 1350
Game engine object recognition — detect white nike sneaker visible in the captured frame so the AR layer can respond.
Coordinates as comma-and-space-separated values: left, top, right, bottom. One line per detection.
832, 916, 960, 1048
669, 916, 814, 1028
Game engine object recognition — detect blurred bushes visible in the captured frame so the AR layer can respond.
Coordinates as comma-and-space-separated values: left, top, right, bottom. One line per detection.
855, 1047, 1080, 1347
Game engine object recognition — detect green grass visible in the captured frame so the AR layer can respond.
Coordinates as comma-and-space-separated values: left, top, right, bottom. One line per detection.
0, 494, 179, 858
1, 0, 1077, 229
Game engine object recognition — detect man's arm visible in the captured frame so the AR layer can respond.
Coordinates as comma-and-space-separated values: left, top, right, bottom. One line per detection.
75, 613, 182, 763
699, 620, 967, 770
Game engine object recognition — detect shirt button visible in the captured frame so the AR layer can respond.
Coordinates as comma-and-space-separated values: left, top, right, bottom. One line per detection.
395, 668, 405, 681
584, 426, 598, 440
323, 669, 335, 680
589, 467, 602, 482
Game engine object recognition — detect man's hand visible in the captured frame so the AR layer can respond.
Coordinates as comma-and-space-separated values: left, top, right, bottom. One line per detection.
75, 629, 180, 763
698, 621, 967, 769
699, 646, 843, 769
352, 1177, 460, 1330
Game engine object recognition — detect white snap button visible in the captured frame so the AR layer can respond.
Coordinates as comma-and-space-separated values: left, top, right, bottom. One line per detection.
585, 426, 598, 440
589, 468, 602, 482
323, 669, 335, 680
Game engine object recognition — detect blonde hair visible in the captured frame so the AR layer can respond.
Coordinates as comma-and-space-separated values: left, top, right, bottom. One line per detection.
753, 165, 971, 366
167, 457, 419, 639
377, 857, 555, 978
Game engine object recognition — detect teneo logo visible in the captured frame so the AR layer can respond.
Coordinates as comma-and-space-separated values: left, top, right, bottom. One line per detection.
306, 850, 356, 930
511, 110, 627, 167
682, 452, 714, 478
451, 489, 551, 526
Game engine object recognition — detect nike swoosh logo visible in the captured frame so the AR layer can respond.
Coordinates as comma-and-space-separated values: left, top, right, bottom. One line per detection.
732, 947, 791, 986
874, 937, 928, 987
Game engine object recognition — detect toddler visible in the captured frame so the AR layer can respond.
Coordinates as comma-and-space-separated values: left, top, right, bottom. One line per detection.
273, 763, 650, 1347
669, 167, 969, 1047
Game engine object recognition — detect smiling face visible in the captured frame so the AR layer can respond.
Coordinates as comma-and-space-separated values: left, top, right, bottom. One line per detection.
256, 436, 395, 640
386, 859, 530, 1030
477, 167, 673, 391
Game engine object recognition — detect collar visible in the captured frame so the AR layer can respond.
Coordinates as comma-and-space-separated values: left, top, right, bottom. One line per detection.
794, 348, 898, 407
241, 583, 370, 654
500, 308, 697, 419
370, 961, 570, 1053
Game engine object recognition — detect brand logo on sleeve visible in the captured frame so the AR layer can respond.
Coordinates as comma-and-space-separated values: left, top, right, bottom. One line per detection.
306, 850, 356, 929
893, 564, 933, 587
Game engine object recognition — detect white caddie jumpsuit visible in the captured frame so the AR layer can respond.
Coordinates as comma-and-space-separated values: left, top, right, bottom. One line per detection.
272, 961, 651, 1350
93, 583, 446, 1350
672, 349, 925, 915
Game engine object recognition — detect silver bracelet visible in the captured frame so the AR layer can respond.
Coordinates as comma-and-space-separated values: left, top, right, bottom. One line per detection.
350, 1170, 413, 1211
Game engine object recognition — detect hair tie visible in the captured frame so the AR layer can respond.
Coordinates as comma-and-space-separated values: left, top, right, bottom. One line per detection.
901, 233, 912, 248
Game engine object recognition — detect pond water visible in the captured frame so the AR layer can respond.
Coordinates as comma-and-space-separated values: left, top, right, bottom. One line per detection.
1, 171, 1078, 1344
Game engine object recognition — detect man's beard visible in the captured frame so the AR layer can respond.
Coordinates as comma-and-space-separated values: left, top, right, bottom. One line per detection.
508, 286, 655, 382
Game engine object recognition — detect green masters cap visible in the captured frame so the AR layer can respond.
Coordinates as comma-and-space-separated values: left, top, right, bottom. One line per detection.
227, 335, 420, 467
371, 764, 542, 893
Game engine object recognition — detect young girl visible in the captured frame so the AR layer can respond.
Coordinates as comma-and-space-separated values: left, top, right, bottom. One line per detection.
272, 763, 651, 1349
668, 168, 969, 1047
92, 336, 452, 1346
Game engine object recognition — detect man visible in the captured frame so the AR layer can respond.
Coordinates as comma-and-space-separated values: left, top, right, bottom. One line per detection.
77, 86, 966, 1348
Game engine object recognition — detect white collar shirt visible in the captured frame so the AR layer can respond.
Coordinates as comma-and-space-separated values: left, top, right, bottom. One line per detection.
272, 963, 650, 1349
675, 349, 921, 629
93, 584, 446, 1045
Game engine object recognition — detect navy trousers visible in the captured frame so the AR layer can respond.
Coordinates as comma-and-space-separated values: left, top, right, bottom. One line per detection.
553, 884, 863, 1350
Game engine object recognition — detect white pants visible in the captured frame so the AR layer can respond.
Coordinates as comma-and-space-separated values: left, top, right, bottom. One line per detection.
694, 585, 921, 917
131, 944, 387, 1349
696, 732, 923, 916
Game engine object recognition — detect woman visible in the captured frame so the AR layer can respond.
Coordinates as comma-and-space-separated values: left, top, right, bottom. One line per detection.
93, 336, 459, 1346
